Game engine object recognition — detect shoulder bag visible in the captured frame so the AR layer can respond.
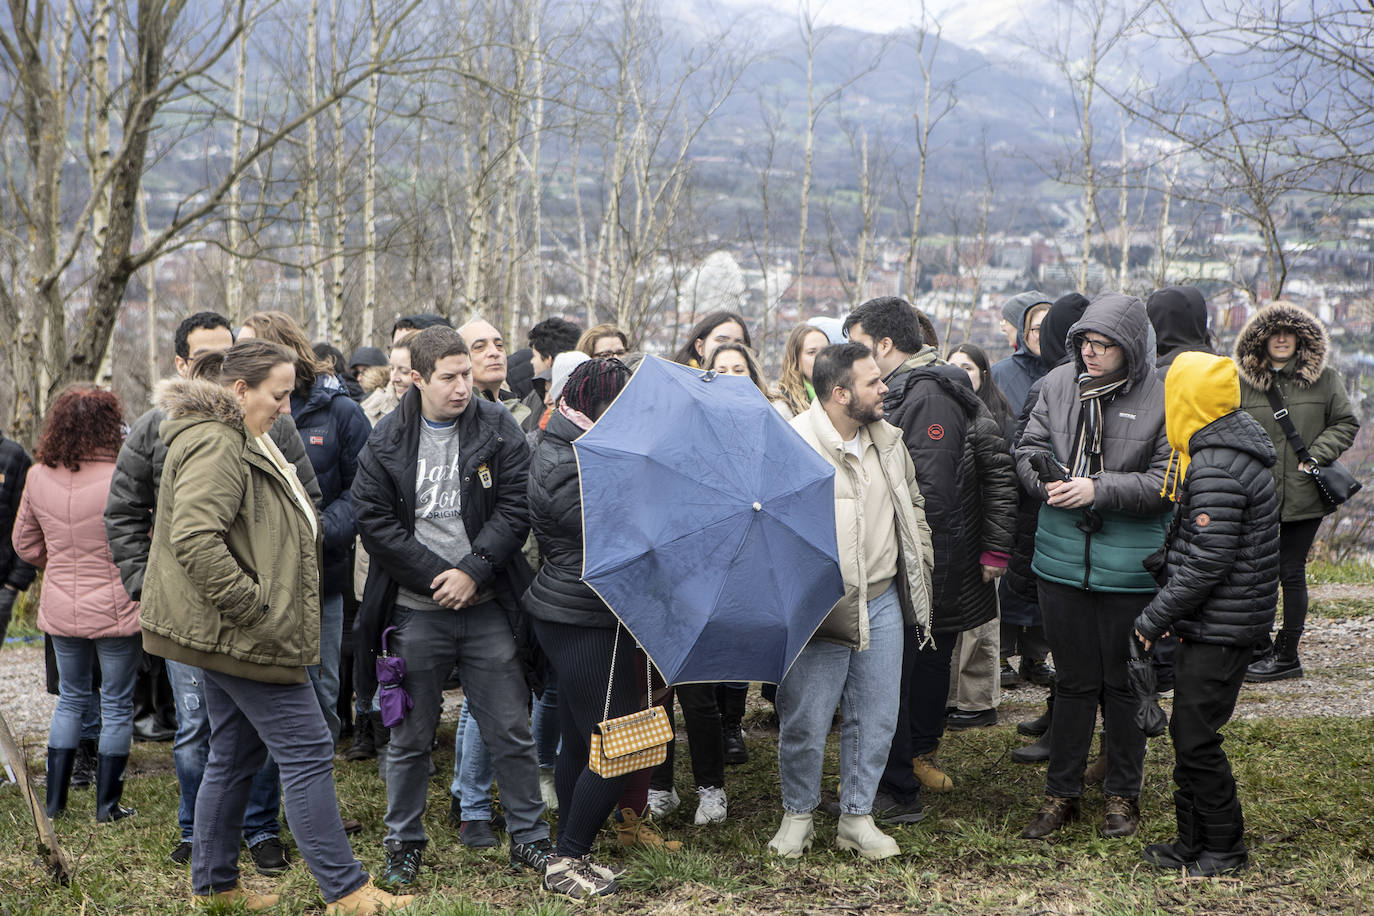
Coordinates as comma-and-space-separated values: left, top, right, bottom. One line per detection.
588, 628, 674, 778
1264, 386, 1362, 510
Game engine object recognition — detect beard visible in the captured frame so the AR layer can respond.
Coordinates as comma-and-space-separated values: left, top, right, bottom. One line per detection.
844, 396, 883, 426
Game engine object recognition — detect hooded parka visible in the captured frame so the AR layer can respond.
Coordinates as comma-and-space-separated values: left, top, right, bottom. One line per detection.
1233, 303, 1359, 523
990, 292, 1052, 415
140, 379, 323, 684
1146, 285, 1213, 375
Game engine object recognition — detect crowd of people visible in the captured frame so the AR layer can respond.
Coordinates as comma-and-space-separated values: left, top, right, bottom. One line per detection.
3, 288, 1358, 909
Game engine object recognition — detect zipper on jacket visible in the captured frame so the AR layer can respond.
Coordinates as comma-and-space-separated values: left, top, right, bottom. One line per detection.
1082, 527, 1092, 590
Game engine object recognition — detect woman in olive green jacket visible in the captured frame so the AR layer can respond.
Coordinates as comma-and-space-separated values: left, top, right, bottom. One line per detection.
1235, 302, 1359, 682
141, 340, 410, 914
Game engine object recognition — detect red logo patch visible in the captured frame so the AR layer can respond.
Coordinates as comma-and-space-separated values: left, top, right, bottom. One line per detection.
309, 435, 325, 445
1195, 513, 1210, 527
927, 424, 944, 441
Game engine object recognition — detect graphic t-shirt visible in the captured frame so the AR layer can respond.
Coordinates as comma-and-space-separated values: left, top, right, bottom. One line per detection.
396, 416, 474, 611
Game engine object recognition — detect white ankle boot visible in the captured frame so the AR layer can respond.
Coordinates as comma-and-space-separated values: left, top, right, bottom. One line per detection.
767, 811, 814, 858
836, 813, 900, 860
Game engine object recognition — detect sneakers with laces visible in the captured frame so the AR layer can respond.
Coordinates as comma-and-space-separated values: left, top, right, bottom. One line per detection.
381, 841, 424, 889
510, 837, 555, 872
248, 835, 291, 876
543, 854, 618, 899
694, 786, 727, 825
647, 787, 680, 819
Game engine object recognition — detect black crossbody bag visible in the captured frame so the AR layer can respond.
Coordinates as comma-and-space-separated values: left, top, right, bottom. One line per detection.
1263, 386, 1362, 510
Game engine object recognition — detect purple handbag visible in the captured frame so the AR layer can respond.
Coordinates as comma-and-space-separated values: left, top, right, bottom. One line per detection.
376, 626, 413, 728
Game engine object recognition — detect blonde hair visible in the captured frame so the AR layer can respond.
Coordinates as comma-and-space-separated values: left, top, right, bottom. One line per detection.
358, 365, 391, 394
778, 323, 828, 417
240, 311, 333, 393
577, 323, 629, 357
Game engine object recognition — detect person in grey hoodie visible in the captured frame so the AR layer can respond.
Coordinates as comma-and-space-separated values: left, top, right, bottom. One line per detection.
990, 292, 1052, 419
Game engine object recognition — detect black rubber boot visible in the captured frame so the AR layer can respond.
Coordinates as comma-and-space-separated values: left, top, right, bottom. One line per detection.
45, 747, 76, 818
1143, 789, 1200, 869
1011, 729, 1052, 764
1245, 630, 1303, 682
95, 754, 136, 823
1188, 802, 1248, 876
717, 686, 748, 765
72, 738, 97, 789
1017, 684, 1055, 737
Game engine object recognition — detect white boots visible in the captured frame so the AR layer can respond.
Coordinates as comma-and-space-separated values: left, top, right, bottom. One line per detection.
767, 812, 815, 858
768, 811, 900, 861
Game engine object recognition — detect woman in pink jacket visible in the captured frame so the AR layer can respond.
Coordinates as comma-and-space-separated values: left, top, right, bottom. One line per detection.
13, 386, 140, 823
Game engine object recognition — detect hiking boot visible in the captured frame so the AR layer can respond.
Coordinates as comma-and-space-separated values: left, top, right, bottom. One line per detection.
766, 812, 814, 858
1101, 795, 1141, 838
192, 884, 280, 910
694, 786, 727, 825
511, 837, 555, 872
1245, 630, 1303, 682
1144, 790, 1199, 870
1021, 795, 1080, 839
249, 836, 291, 876
168, 839, 193, 866
999, 661, 1024, 689
325, 878, 415, 914
722, 725, 748, 765
647, 786, 680, 818
539, 767, 558, 812
718, 685, 749, 765
381, 841, 423, 889
1020, 658, 1056, 687
1011, 730, 1052, 764
836, 813, 900, 860
912, 753, 953, 792
614, 807, 681, 851
72, 738, 97, 789
542, 854, 618, 898
345, 716, 376, 761
872, 790, 926, 825
459, 820, 497, 848
945, 708, 997, 730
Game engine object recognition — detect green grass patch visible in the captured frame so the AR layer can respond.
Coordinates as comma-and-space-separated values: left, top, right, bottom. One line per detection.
1, 712, 1370, 913
1308, 561, 1374, 586
1309, 598, 1374, 619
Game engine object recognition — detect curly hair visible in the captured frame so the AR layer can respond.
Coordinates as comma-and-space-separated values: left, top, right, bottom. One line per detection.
563, 358, 631, 421
35, 385, 126, 471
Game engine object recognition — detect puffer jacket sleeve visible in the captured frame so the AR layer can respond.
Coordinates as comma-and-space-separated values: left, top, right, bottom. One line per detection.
1091, 429, 1172, 516
456, 409, 532, 586
11, 482, 46, 569
1306, 371, 1359, 466
104, 410, 160, 600
167, 431, 265, 628
902, 444, 935, 575
1135, 464, 1245, 640
268, 415, 324, 509
1015, 383, 1055, 499
316, 397, 371, 552
971, 409, 1017, 555
352, 444, 450, 596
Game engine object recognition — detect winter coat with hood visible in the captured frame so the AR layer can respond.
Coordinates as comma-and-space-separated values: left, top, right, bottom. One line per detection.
1135, 353, 1279, 647
790, 400, 933, 650
880, 347, 972, 613
290, 374, 371, 587
1016, 291, 1172, 593
13, 458, 139, 639
0, 436, 37, 592
104, 402, 321, 602
1234, 302, 1359, 523
1147, 285, 1214, 377
990, 291, 1052, 415
140, 378, 324, 685
522, 409, 613, 629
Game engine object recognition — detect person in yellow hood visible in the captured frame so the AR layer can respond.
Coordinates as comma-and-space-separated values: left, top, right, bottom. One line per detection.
1134, 352, 1280, 877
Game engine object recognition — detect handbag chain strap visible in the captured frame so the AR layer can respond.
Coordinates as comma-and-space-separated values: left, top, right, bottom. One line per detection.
603, 627, 655, 723
1263, 383, 1315, 465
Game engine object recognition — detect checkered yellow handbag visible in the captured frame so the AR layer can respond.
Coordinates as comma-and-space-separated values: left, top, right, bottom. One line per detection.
588, 629, 673, 778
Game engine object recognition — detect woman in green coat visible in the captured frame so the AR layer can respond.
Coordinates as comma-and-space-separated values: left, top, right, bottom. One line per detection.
1235, 302, 1359, 682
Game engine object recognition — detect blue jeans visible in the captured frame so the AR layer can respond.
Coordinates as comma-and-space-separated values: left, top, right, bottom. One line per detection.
308, 592, 344, 743
196, 670, 367, 902
451, 685, 559, 817
776, 584, 903, 815
533, 682, 559, 769
166, 659, 282, 845
383, 603, 547, 847
48, 635, 141, 755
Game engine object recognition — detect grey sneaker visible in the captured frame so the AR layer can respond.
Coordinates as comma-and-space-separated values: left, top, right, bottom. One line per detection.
543, 854, 618, 898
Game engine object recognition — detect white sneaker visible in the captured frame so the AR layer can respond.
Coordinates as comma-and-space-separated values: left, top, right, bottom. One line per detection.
647, 787, 680, 819
694, 786, 727, 825
836, 813, 900, 860
767, 811, 814, 858
539, 767, 558, 812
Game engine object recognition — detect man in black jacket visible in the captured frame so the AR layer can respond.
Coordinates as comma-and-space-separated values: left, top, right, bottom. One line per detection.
1135, 352, 1279, 877
104, 310, 322, 871
844, 297, 977, 818
352, 326, 549, 889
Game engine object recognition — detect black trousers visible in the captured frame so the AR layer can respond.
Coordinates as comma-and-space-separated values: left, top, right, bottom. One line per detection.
1170, 640, 1248, 813
878, 625, 956, 804
999, 621, 1050, 663
650, 683, 725, 791
1278, 517, 1323, 636
1039, 580, 1147, 799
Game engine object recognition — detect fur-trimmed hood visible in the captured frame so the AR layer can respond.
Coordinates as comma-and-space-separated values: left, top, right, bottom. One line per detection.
153, 377, 245, 445
1234, 302, 1327, 391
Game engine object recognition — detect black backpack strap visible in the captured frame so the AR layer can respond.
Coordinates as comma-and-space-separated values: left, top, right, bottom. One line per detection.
1263, 384, 1314, 464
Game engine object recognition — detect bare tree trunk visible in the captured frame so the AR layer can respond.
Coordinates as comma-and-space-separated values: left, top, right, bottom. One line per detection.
796, 7, 817, 312
360, 0, 380, 347
1116, 114, 1129, 290
139, 191, 159, 392
329, 0, 348, 340
305, 0, 328, 338
226, 1, 255, 321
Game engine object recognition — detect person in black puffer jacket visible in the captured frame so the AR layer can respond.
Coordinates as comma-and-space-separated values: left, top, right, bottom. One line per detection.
0, 433, 38, 645
1134, 352, 1279, 878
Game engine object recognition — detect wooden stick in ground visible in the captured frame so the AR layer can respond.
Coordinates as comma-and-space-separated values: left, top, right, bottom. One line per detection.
0, 707, 71, 884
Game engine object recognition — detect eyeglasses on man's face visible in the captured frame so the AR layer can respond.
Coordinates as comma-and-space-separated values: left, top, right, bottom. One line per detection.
1078, 336, 1119, 356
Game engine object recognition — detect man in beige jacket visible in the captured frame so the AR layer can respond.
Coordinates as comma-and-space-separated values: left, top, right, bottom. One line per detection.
769, 342, 933, 862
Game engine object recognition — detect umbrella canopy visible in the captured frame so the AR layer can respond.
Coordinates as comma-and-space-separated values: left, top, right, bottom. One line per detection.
574, 356, 845, 686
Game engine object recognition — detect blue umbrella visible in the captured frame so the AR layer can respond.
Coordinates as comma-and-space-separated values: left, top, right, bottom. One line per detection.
573, 356, 845, 685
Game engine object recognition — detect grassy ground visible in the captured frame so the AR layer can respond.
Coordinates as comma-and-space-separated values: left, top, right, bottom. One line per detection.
1, 703, 1371, 915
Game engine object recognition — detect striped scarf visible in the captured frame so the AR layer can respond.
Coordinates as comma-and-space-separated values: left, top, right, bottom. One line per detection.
1072, 368, 1130, 477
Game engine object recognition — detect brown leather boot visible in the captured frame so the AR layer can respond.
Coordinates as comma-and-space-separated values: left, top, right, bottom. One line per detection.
1021, 795, 1081, 839
192, 884, 281, 910
1102, 795, 1141, 837
614, 807, 682, 852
